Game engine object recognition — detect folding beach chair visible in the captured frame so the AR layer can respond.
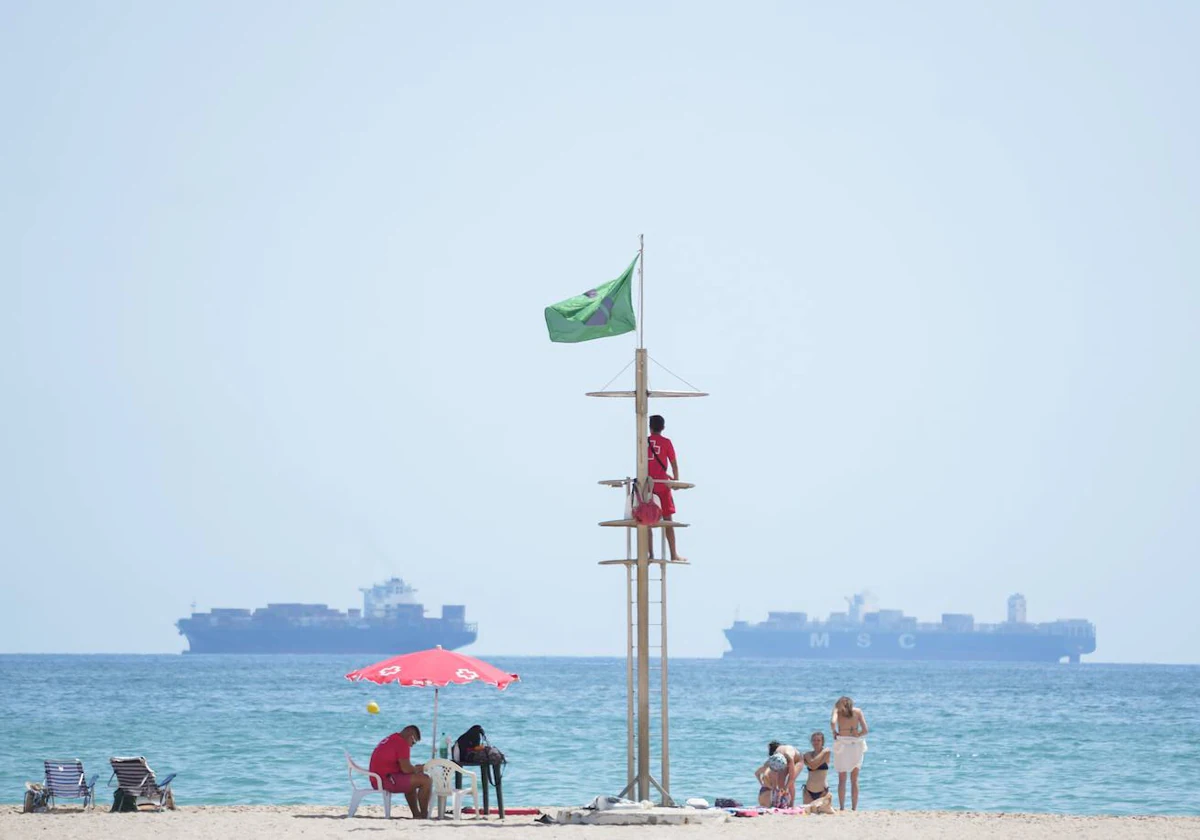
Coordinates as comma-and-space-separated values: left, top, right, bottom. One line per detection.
42, 760, 98, 810
109, 756, 177, 811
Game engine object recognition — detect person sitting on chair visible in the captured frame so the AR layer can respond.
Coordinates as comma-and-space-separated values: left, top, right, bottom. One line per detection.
370, 725, 432, 819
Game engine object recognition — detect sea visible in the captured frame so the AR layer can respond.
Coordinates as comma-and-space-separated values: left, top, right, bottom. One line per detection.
1, 655, 1197, 816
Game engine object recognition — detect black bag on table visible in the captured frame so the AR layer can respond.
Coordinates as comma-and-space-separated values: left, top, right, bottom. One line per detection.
454, 725, 507, 766
455, 725, 486, 760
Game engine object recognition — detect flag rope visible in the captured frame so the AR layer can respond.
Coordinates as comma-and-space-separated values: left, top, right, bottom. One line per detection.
648, 355, 705, 394
596, 358, 635, 393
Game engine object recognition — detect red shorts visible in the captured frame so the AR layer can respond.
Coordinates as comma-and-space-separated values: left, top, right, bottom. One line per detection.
652, 485, 675, 516
374, 773, 413, 794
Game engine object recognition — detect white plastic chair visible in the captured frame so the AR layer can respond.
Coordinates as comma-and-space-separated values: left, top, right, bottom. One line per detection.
425, 758, 478, 820
345, 750, 391, 819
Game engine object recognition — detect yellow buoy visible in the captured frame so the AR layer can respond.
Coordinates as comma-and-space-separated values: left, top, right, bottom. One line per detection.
366, 700, 380, 715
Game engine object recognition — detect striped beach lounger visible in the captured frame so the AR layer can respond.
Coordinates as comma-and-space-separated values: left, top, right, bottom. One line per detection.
43, 759, 99, 810
109, 756, 177, 811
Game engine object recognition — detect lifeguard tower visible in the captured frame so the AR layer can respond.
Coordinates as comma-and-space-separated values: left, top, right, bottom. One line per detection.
586, 237, 706, 805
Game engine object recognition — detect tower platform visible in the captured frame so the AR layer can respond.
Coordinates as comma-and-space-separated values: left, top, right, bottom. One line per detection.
598, 558, 691, 566
599, 519, 689, 528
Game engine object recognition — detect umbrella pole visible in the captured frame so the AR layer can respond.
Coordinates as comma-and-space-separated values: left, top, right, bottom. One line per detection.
431, 687, 439, 760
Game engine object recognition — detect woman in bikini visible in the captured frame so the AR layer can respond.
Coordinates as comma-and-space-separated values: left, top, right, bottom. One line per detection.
802, 731, 831, 805
754, 743, 794, 809
830, 696, 869, 811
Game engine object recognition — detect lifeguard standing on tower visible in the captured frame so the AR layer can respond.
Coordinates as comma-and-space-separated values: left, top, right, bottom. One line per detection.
647, 414, 685, 562
544, 236, 707, 804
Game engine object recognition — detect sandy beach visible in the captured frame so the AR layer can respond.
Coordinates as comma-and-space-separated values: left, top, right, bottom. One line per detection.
3, 805, 1198, 840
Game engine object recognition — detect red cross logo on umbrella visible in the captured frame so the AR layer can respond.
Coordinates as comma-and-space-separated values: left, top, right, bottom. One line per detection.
345, 646, 519, 759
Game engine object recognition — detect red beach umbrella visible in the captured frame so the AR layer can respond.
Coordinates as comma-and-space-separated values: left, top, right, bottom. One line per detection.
346, 646, 518, 758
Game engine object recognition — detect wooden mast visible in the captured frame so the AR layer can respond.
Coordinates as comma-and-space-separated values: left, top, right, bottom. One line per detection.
633, 236, 651, 801
591, 234, 706, 805
635, 363, 650, 798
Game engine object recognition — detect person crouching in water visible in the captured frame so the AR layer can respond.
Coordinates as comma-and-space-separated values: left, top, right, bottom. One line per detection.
755, 741, 796, 808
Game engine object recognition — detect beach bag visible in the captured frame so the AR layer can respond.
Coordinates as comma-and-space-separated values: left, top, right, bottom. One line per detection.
23, 783, 49, 813
111, 789, 139, 812
454, 725, 487, 763
632, 475, 661, 525
633, 498, 662, 525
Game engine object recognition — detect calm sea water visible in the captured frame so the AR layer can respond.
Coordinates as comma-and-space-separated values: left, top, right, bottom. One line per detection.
1, 656, 1197, 815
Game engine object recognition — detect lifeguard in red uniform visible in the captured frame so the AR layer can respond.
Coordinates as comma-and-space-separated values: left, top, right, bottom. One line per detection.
369, 725, 431, 819
648, 414, 686, 562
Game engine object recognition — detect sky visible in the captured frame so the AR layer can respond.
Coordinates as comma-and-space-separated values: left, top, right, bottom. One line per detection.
1, 1, 1197, 662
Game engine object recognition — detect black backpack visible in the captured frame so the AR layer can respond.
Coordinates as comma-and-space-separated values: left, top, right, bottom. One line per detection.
455, 724, 487, 760
111, 789, 139, 812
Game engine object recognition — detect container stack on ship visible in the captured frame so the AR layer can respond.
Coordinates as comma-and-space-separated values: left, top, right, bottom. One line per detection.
724, 593, 1095, 663
177, 578, 477, 654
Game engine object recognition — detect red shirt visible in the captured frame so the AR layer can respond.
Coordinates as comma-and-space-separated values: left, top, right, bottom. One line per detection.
369, 732, 411, 780
648, 434, 676, 481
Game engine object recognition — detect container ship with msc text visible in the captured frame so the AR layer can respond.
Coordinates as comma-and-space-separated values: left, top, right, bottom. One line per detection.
176, 578, 476, 654
723, 593, 1096, 663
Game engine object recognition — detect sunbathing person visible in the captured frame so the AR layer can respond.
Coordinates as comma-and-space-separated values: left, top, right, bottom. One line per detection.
771, 741, 803, 805
369, 725, 432, 819
802, 731, 831, 804
755, 743, 795, 808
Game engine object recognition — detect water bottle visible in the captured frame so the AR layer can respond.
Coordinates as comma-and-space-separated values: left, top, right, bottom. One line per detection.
439, 733, 449, 759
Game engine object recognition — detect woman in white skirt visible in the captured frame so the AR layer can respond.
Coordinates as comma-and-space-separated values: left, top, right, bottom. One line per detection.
830, 696, 869, 811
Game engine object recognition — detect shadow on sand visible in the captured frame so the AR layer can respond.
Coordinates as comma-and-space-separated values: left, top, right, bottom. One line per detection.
292, 814, 534, 829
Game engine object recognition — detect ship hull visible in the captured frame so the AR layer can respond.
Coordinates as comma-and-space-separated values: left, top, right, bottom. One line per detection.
178, 622, 477, 655
723, 628, 1095, 663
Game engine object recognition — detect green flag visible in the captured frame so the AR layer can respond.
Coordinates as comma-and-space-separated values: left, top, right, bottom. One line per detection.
544, 255, 638, 343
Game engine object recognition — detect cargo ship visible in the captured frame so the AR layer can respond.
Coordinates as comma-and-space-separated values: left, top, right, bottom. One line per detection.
723, 593, 1095, 663
177, 578, 476, 654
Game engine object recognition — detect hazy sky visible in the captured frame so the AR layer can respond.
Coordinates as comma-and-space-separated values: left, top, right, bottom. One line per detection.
2, 2, 1197, 662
